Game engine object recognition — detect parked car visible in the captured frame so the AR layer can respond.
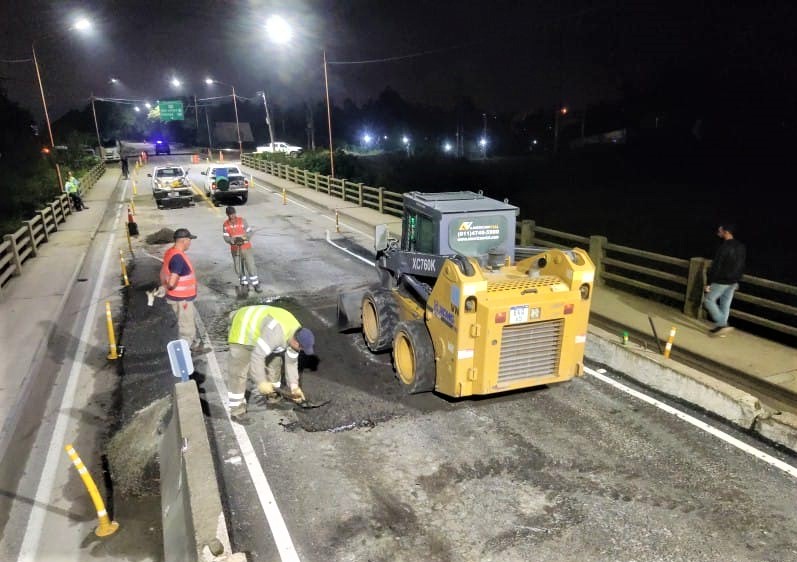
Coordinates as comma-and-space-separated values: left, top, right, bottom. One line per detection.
201, 165, 249, 204
154, 139, 171, 155
149, 165, 194, 208
255, 141, 303, 157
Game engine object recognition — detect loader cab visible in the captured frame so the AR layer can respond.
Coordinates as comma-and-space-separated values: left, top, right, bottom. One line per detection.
401, 191, 519, 267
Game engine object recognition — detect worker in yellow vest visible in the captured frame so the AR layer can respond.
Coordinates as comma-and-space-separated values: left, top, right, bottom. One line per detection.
227, 305, 315, 420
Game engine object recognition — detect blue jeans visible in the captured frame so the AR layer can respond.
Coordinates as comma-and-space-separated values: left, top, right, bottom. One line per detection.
703, 283, 737, 327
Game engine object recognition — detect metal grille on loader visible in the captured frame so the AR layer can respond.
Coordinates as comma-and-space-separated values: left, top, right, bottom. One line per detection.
498, 319, 564, 382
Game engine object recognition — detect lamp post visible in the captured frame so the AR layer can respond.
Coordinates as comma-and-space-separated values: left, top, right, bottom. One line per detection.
32, 16, 93, 192
206, 78, 243, 159
255, 90, 275, 149
264, 15, 338, 177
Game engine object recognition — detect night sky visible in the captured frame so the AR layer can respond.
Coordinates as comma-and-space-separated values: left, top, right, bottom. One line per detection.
2, 1, 795, 121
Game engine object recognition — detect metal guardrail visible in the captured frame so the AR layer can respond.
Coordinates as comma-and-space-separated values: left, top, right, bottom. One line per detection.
242, 153, 796, 339
0, 162, 106, 295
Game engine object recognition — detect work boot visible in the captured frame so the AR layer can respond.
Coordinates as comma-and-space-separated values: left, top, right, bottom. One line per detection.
229, 404, 248, 422
190, 340, 209, 354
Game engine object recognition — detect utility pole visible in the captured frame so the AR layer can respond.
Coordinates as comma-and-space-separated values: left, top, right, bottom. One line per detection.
193, 95, 199, 141
33, 42, 63, 192
305, 101, 315, 150
258, 91, 276, 148
90, 94, 102, 149
323, 49, 335, 178
205, 105, 213, 148
482, 113, 488, 159
231, 85, 242, 159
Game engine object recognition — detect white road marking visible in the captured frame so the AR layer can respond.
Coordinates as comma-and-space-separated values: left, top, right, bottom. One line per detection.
195, 315, 301, 562
17, 193, 127, 561
585, 366, 797, 479
250, 177, 373, 238
325, 230, 376, 267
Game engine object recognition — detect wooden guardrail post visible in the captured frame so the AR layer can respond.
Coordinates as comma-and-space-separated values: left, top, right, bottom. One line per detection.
313, 172, 320, 191
588, 235, 608, 285
357, 183, 364, 207
57, 195, 69, 219
24, 220, 38, 257
3, 234, 23, 277
520, 220, 535, 246
37, 211, 49, 242
378, 187, 384, 213
683, 257, 709, 318
49, 202, 59, 230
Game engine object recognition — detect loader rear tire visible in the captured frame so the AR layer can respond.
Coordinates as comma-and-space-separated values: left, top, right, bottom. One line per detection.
393, 320, 435, 394
362, 290, 398, 352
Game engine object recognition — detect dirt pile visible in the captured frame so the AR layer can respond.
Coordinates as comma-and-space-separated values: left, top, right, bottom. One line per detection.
107, 397, 171, 496
146, 228, 174, 245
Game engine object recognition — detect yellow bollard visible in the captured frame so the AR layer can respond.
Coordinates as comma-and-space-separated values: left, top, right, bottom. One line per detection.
282, 187, 287, 205
335, 209, 340, 233
132, 180, 138, 196
663, 326, 676, 358
129, 198, 136, 214
105, 301, 119, 360
119, 250, 130, 287
64, 444, 120, 537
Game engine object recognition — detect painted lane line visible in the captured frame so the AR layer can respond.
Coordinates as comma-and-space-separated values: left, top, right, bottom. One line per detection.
325, 230, 375, 267
17, 194, 127, 561
585, 366, 797, 479
250, 178, 373, 239
195, 316, 301, 562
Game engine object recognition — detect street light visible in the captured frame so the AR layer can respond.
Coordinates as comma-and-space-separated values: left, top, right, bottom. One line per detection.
144, 102, 152, 109
264, 16, 337, 176
133, 106, 140, 112
109, 77, 119, 84
32, 16, 92, 192
171, 77, 182, 88
254, 90, 275, 150
206, 77, 243, 159
402, 135, 410, 157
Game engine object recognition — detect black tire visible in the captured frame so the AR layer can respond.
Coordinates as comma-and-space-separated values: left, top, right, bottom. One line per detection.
240, 193, 248, 204
361, 290, 398, 352
392, 320, 436, 394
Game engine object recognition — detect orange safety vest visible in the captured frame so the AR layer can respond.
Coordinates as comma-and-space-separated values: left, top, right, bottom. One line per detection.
160, 247, 197, 300
223, 216, 252, 251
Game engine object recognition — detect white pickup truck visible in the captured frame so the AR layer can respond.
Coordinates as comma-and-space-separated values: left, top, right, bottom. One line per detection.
255, 141, 303, 157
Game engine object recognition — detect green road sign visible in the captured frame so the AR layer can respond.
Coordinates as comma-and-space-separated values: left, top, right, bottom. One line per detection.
158, 100, 184, 122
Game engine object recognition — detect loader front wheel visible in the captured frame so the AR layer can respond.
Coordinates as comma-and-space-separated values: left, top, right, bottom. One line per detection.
393, 320, 435, 394
362, 290, 398, 352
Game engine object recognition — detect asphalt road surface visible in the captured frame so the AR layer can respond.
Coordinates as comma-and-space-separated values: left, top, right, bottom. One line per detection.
123, 155, 797, 562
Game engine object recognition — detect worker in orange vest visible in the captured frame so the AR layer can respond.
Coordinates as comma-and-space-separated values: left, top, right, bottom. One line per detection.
160, 228, 206, 353
223, 206, 262, 296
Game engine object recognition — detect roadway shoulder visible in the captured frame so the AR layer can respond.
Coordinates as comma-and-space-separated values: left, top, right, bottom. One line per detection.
586, 324, 797, 452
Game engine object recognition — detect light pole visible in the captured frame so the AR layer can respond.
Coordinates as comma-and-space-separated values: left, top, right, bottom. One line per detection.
255, 90, 275, 149
32, 17, 92, 192
206, 78, 243, 159
264, 15, 337, 176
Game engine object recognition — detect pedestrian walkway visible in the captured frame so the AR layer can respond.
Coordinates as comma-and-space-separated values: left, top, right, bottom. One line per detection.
241, 164, 797, 406
0, 169, 122, 460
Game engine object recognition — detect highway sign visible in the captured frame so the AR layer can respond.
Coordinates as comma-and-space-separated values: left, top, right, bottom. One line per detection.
158, 100, 184, 122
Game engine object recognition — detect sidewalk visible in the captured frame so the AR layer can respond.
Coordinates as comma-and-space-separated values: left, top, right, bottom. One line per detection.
242, 164, 797, 409
0, 170, 123, 454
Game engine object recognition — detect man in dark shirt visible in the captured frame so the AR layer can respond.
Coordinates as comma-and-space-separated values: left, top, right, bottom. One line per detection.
704, 223, 746, 337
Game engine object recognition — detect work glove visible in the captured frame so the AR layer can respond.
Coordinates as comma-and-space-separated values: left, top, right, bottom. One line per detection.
234, 237, 245, 246
255, 381, 281, 404
146, 286, 167, 306
284, 387, 306, 404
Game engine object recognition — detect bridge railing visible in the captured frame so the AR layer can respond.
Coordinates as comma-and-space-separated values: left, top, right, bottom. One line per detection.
241, 154, 796, 339
0, 162, 106, 295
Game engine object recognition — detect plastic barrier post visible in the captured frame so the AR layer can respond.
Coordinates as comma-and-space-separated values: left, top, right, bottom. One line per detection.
105, 301, 119, 360
664, 326, 676, 359
64, 444, 120, 537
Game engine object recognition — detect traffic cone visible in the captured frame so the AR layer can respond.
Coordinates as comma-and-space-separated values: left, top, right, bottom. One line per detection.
127, 205, 139, 236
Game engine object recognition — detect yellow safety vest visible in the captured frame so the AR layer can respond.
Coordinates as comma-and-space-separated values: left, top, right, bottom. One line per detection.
228, 306, 300, 346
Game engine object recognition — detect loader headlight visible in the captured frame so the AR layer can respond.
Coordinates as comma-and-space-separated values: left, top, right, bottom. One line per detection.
465, 296, 477, 313
579, 283, 591, 300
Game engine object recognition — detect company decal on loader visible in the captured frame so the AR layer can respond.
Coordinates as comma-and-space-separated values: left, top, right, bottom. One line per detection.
433, 301, 455, 328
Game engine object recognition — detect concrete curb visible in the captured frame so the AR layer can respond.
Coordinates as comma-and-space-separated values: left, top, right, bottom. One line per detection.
586, 324, 797, 452
161, 381, 246, 562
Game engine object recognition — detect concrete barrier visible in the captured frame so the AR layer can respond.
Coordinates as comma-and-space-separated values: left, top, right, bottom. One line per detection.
585, 325, 797, 452
160, 381, 246, 561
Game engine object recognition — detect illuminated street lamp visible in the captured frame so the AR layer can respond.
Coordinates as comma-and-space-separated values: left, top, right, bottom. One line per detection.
443, 142, 453, 153
133, 106, 140, 112
144, 102, 152, 109
206, 77, 243, 159
32, 16, 93, 192
109, 77, 119, 84
265, 16, 337, 176
362, 133, 372, 146
402, 135, 411, 157
170, 77, 182, 88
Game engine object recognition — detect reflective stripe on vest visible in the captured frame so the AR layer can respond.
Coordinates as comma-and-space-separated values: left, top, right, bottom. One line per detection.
223, 217, 252, 251
160, 247, 197, 299
228, 305, 300, 346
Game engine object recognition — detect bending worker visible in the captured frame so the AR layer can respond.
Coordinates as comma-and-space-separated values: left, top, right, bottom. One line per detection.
222, 206, 262, 295
65, 171, 88, 211
227, 305, 315, 419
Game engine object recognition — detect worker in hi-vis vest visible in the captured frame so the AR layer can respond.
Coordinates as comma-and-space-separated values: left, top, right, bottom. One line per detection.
226, 305, 315, 420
